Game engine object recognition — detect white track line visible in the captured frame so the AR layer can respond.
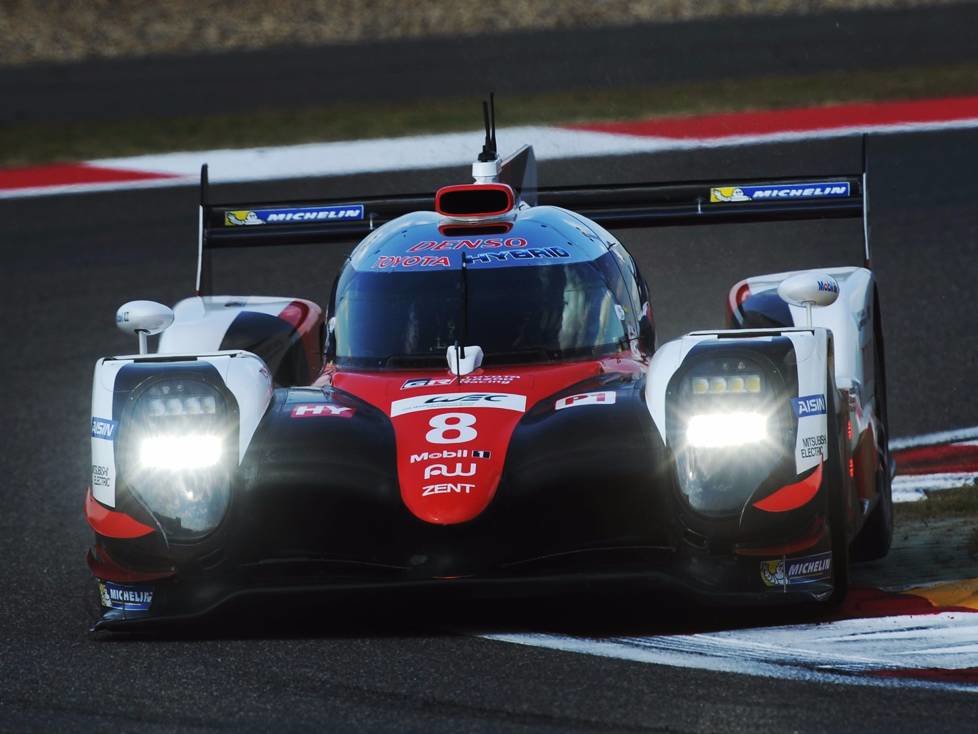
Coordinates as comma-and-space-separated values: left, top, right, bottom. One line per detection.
5, 115, 978, 199
485, 612, 978, 692
893, 472, 978, 502
890, 425, 978, 450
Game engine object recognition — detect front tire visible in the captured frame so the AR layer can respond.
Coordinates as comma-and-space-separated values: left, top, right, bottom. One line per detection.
851, 291, 893, 562
824, 384, 851, 607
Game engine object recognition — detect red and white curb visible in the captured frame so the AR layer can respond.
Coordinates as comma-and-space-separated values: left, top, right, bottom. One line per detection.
4, 94, 978, 199
892, 425, 978, 502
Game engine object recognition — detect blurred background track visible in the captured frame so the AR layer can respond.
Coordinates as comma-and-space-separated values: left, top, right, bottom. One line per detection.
3, 3, 978, 125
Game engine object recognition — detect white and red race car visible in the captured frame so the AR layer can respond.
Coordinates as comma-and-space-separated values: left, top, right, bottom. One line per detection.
85, 107, 892, 629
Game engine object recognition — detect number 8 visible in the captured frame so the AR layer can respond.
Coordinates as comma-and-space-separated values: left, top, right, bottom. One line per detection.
426, 413, 477, 444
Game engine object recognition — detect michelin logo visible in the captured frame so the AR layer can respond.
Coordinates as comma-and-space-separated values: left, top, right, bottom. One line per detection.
225, 204, 365, 226
710, 182, 850, 203
98, 581, 154, 612
792, 394, 827, 417
760, 552, 832, 587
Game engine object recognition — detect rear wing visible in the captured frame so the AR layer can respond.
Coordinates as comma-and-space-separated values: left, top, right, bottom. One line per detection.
196, 139, 871, 294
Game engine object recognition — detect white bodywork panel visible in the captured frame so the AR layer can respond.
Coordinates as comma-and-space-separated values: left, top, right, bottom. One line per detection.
743, 266, 878, 457
158, 295, 299, 354
646, 328, 830, 475
90, 350, 273, 507
743, 266, 874, 399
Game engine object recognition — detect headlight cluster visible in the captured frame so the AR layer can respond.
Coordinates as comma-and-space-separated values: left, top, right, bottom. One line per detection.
681, 360, 772, 450
669, 355, 788, 514
124, 378, 234, 540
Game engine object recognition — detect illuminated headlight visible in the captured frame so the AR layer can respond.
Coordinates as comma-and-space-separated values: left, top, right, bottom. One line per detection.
690, 373, 762, 395
667, 351, 793, 514
139, 434, 223, 470
123, 377, 235, 540
686, 412, 768, 448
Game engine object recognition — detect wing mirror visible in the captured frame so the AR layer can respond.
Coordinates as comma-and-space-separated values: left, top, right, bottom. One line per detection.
116, 300, 174, 354
777, 273, 840, 328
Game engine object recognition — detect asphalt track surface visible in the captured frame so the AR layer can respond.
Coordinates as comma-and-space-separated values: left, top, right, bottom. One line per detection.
5, 3, 978, 125
2, 129, 977, 731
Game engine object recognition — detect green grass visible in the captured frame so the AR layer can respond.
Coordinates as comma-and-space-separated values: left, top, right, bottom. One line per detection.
895, 483, 978, 521
6, 62, 978, 166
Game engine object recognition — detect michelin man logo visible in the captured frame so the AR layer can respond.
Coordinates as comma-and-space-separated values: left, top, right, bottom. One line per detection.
710, 187, 751, 203
760, 559, 787, 587
225, 210, 264, 226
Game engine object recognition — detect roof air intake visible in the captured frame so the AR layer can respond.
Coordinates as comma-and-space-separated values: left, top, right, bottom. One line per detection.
435, 183, 514, 219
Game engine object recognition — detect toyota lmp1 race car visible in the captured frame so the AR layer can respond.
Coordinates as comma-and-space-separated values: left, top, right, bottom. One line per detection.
86, 107, 894, 630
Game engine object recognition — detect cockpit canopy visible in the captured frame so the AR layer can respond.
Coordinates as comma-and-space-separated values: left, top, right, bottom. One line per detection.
327, 206, 643, 368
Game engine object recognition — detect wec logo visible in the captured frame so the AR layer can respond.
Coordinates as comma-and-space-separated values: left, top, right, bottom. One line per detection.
426, 394, 504, 405
792, 394, 827, 417
390, 392, 526, 416
817, 280, 839, 293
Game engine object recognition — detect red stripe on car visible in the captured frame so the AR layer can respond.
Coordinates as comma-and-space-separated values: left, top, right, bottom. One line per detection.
84, 487, 155, 538
752, 461, 823, 513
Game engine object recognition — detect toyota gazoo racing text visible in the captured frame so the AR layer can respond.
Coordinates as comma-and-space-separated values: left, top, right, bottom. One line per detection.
85, 108, 893, 629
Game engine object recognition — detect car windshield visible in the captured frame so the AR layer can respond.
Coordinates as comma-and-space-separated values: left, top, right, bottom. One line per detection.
331, 251, 629, 368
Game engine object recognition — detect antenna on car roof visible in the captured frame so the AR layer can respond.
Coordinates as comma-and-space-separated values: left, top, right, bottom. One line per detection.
490, 92, 497, 154
473, 93, 501, 183
478, 93, 497, 162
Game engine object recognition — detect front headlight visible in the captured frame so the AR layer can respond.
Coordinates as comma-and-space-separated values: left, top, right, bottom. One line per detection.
667, 352, 793, 515
123, 378, 235, 540
686, 411, 768, 448
139, 434, 223, 470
